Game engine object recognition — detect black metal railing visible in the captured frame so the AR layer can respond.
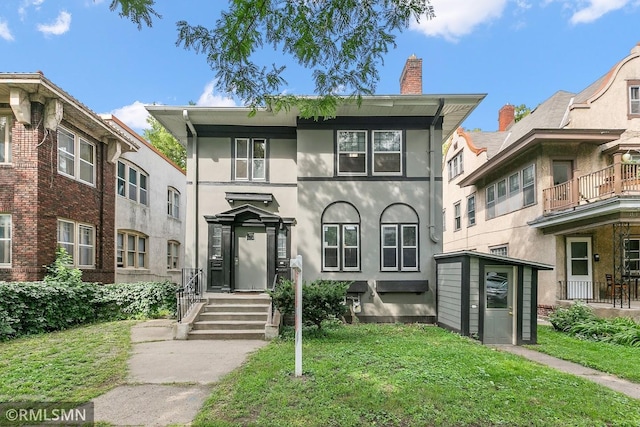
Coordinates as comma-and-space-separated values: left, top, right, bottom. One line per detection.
266, 274, 279, 326
177, 268, 204, 322
559, 280, 636, 308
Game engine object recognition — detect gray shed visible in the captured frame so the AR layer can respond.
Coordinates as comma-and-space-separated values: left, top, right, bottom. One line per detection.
434, 251, 553, 345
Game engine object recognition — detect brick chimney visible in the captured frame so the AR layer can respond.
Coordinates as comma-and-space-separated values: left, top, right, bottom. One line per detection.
498, 104, 515, 131
400, 54, 422, 95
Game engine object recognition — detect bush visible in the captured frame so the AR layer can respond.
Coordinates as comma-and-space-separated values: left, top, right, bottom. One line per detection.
0, 280, 178, 341
549, 301, 596, 332
268, 279, 349, 330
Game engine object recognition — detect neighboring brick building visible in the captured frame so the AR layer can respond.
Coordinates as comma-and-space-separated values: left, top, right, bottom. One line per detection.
0, 73, 137, 283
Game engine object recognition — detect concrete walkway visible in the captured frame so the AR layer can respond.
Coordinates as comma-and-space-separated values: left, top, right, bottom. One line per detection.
92, 319, 268, 426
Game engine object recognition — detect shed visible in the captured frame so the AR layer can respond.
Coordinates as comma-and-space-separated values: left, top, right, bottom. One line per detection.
434, 251, 553, 345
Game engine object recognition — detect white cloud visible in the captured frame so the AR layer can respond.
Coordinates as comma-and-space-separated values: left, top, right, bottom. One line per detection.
0, 20, 13, 41
110, 101, 150, 131
37, 10, 71, 36
410, 0, 508, 41
19, 0, 46, 20
569, 0, 630, 24
196, 81, 237, 107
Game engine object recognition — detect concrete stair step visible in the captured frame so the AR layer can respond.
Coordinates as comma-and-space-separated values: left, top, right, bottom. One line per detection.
207, 295, 271, 305
188, 329, 265, 340
192, 320, 266, 331
198, 312, 269, 322
204, 304, 270, 313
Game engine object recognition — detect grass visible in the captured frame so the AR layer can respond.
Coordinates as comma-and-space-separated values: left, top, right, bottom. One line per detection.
528, 325, 640, 383
0, 320, 135, 403
194, 323, 640, 427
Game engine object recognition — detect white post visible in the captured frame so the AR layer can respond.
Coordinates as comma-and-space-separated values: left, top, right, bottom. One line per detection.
290, 255, 303, 377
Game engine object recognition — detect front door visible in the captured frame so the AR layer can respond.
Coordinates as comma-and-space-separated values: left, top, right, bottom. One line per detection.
484, 266, 514, 344
234, 226, 267, 291
566, 237, 593, 299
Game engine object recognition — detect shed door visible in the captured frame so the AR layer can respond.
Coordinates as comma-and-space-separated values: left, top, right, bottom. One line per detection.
566, 237, 592, 299
484, 266, 514, 344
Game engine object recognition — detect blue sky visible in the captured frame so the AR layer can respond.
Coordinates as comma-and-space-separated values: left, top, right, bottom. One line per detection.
1, 0, 639, 134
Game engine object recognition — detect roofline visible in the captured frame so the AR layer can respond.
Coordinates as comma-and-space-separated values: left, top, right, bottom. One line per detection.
434, 250, 554, 270
458, 128, 625, 187
0, 72, 138, 151
101, 114, 186, 175
528, 197, 640, 230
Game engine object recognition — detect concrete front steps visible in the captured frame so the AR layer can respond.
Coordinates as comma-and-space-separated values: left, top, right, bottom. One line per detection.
188, 293, 271, 340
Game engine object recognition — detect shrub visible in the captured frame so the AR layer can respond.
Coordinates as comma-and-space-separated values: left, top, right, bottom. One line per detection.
549, 301, 596, 332
43, 247, 83, 286
96, 281, 178, 319
268, 279, 349, 330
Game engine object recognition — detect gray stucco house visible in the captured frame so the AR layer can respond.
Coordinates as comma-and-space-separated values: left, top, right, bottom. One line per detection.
149, 57, 485, 324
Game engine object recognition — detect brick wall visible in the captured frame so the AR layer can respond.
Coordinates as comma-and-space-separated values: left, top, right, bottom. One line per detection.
0, 100, 116, 283
400, 55, 423, 95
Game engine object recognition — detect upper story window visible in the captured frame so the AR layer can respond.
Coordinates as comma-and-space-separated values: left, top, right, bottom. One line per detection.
57, 127, 95, 186
448, 151, 463, 180
57, 219, 95, 268
0, 116, 12, 163
117, 161, 148, 205
234, 138, 266, 181
467, 194, 476, 227
486, 164, 536, 220
117, 230, 147, 268
629, 81, 640, 117
0, 214, 11, 267
167, 187, 180, 219
337, 130, 403, 177
454, 202, 461, 231
490, 245, 508, 257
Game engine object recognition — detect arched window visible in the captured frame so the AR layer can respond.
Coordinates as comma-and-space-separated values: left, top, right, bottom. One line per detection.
321, 202, 361, 272
380, 203, 419, 271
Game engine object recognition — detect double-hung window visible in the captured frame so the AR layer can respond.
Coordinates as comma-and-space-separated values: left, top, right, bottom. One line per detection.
167, 241, 180, 270
0, 214, 10, 267
381, 224, 418, 271
57, 219, 95, 268
167, 187, 180, 219
373, 130, 402, 175
322, 224, 360, 271
625, 239, 640, 273
337, 131, 367, 175
235, 138, 266, 181
448, 151, 463, 180
454, 202, 461, 231
117, 231, 147, 268
467, 194, 476, 226
0, 115, 11, 163
117, 161, 149, 205
57, 127, 95, 185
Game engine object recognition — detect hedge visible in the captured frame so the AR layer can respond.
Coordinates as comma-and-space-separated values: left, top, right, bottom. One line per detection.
0, 281, 178, 341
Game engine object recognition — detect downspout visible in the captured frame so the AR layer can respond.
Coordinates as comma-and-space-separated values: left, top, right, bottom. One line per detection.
183, 110, 199, 271
429, 99, 445, 243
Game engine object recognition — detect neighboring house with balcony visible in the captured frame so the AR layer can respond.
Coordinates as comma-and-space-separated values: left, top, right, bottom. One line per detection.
101, 115, 186, 284
443, 42, 640, 310
148, 56, 485, 323
0, 73, 137, 283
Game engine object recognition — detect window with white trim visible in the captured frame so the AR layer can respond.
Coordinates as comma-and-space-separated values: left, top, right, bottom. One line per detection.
337, 130, 367, 175
322, 224, 360, 271
117, 231, 148, 268
0, 214, 11, 267
486, 164, 536, 219
467, 194, 476, 226
167, 187, 180, 219
57, 127, 95, 185
117, 161, 148, 205
630, 84, 640, 115
381, 224, 418, 271
448, 151, 463, 180
490, 245, 508, 257
0, 115, 11, 163
454, 202, 461, 231
167, 241, 180, 270
235, 138, 266, 181
373, 130, 402, 175
624, 239, 640, 273
57, 219, 95, 268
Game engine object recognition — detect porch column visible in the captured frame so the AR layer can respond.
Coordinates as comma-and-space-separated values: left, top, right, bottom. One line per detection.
266, 225, 276, 289
222, 224, 232, 292
613, 153, 623, 195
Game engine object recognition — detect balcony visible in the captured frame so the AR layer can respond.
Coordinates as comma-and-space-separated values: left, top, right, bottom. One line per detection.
543, 162, 640, 214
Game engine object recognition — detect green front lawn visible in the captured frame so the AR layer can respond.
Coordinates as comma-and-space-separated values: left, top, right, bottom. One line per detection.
194, 324, 640, 427
529, 325, 640, 383
0, 320, 135, 403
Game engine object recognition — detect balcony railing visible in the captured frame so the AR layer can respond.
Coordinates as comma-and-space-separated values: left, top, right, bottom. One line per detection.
543, 162, 640, 214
